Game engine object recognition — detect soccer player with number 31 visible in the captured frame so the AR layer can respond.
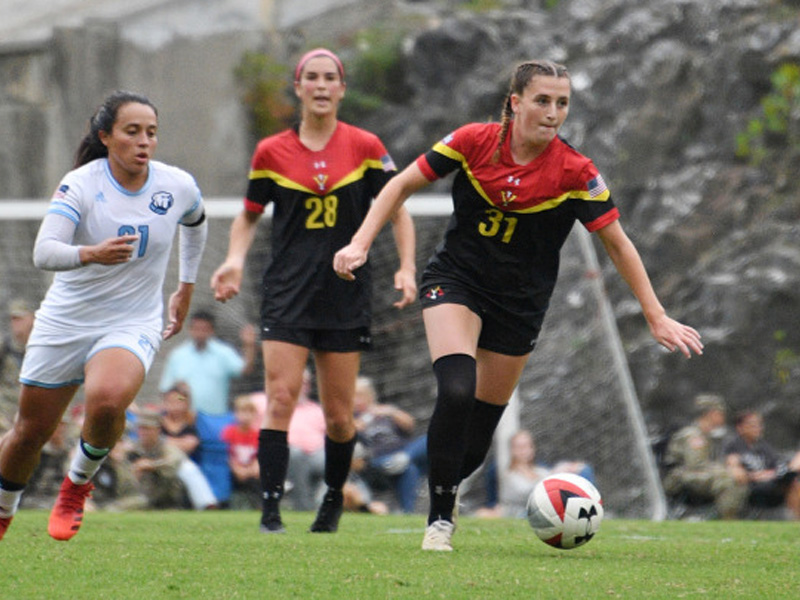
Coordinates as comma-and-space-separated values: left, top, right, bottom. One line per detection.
334, 60, 704, 551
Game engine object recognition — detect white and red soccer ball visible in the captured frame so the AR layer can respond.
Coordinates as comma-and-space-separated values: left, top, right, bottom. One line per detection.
526, 473, 603, 549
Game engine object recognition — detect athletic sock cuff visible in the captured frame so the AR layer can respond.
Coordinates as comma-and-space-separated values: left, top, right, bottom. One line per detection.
79, 437, 110, 460
0, 474, 26, 492
260, 429, 288, 444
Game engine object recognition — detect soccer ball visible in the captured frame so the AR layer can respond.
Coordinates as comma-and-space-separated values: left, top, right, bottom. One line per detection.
526, 473, 603, 549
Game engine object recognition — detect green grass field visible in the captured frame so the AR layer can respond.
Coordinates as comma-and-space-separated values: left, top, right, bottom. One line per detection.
1, 510, 798, 599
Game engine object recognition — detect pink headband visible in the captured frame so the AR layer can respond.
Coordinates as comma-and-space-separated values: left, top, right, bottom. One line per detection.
294, 48, 345, 82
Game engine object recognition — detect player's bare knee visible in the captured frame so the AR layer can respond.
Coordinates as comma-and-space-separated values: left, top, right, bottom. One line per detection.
266, 388, 297, 422
84, 400, 122, 428
325, 417, 355, 442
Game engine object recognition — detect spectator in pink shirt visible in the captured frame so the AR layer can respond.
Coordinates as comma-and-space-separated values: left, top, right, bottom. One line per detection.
286, 370, 326, 511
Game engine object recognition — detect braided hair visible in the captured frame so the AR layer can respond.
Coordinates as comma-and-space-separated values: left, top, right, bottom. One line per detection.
492, 60, 569, 163
74, 90, 158, 168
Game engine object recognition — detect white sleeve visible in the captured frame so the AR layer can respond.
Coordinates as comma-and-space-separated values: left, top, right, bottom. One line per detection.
32, 212, 83, 271
178, 216, 207, 283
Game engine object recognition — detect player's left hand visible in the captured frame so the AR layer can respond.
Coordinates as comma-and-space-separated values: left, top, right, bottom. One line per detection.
649, 314, 703, 358
333, 243, 368, 281
211, 262, 243, 302
163, 283, 194, 340
393, 267, 417, 309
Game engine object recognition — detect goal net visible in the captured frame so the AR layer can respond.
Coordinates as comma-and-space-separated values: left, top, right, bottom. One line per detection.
0, 196, 665, 519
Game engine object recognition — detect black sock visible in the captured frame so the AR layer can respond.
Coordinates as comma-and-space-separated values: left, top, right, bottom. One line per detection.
459, 400, 507, 481
427, 353, 476, 524
323, 435, 356, 492
0, 474, 25, 492
258, 429, 289, 512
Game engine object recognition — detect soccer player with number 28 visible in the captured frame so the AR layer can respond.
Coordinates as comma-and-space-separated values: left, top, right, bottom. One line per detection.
334, 60, 704, 551
0, 90, 208, 541
212, 48, 416, 535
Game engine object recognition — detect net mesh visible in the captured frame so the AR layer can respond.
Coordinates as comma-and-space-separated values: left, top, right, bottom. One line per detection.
0, 198, 662, 518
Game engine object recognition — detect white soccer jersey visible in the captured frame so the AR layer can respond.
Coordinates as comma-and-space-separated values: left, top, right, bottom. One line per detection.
35, 158, 204, 332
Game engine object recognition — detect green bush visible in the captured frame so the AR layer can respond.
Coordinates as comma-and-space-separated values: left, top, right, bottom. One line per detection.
736, 62, 800, 165
234, 51, 295, 140
338, 28, 410, 123
235, 33, 409, 138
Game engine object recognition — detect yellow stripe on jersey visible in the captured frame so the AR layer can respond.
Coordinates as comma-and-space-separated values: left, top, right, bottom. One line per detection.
506, 188, 611, 215
328, 158, 383, 193
431, 141, 495, 206
249, 169, 316, 195
431, 141, 611, 214
249, 158, 383, 195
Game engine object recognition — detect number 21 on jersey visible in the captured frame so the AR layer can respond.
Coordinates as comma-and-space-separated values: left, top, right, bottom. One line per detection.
118, 224, 149, 257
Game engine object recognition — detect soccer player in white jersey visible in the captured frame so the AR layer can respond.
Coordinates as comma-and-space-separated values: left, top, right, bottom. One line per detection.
0, 90, 208, 541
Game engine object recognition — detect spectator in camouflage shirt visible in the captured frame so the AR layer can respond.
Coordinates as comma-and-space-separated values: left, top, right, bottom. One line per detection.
127, 409, 187, 509
662, 394, 748, 519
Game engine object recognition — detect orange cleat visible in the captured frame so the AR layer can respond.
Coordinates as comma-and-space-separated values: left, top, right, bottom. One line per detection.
48, 477, 94, 541
0, 516, 12, 541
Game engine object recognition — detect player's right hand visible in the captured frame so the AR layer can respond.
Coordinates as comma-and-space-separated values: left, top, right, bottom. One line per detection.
211, 263, 242, 302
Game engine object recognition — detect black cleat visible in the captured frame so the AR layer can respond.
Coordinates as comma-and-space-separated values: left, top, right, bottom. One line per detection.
260, 511, 286, 534
309, 489, 344, 533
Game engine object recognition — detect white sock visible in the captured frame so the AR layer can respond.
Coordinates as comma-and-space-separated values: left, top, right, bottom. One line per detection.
0, 487, 23, 518
67, 439, 109, 485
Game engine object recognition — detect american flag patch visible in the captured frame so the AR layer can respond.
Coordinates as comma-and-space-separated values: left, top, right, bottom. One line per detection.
442, 133, 454, 145
53, 184, 69, 199
587, 175, 607, 198
381, 154, 396, 172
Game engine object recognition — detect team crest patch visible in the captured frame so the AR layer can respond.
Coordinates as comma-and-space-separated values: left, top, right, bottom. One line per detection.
425, 286, 445, 300
149, 191, 174, 215
501, 190, 517, 206
313, 173, 328, 191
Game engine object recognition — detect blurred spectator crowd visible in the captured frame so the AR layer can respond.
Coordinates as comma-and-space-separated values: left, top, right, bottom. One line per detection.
3, 299, 800, 520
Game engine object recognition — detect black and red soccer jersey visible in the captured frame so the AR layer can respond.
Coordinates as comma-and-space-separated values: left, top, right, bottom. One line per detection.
417, 121, 619, 316
245, 122, 396, 329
